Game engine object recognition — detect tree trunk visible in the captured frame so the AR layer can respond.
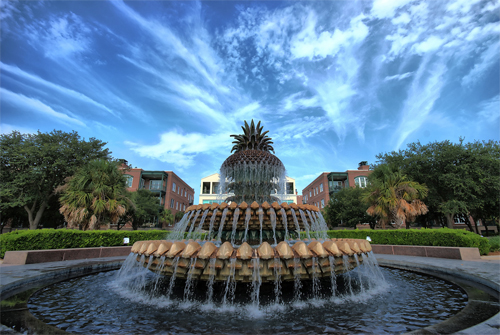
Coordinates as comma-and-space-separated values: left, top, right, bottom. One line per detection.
25, 200, 48, 230
445, 213, 455, 229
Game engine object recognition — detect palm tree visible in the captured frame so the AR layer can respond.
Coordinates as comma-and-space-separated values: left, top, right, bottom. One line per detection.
363, 165, 429, 229
57, 159, 131, 230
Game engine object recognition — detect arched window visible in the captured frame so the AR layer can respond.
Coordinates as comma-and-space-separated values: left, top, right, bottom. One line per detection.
354, 176, 368, 188
124, 175, 133, 188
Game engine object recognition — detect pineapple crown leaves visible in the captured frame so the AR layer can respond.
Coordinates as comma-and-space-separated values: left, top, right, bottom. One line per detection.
230, 119, 275, 153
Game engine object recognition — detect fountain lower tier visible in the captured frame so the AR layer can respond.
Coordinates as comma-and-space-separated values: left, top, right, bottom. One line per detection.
131, 238, 372, 282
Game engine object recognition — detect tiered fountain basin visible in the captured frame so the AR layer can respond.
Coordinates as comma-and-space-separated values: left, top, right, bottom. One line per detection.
182, 201, 323, 238
131, 238, 372, 283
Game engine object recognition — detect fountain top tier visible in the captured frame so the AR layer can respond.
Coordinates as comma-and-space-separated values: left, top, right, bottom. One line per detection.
220, 120, 286, 205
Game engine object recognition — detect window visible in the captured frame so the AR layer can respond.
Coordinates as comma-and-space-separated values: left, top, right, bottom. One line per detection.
172, 182, 176, 192
170, 199, 175, 208
333, 181, 343, 191
176, 202, 178, 210
354, 176, 368, 188
184, 190, 187, 197
286, 182, 294, 195
124, 175, 133, 188
150, 180, 162, 190
321, 199, 325, 208
212, 182, 219, 194
183, 204, 186, 211
320, 183, 323, 192
309, 191, 312, 198
316, 187, 318, 195
202, 182, 210, 194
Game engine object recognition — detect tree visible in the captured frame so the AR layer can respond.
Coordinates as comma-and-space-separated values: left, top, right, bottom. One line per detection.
174, 211, 185, 223
323, 187, 377, 229
0, 130, 109, 229
58, 159, 131, 230
376, 139, 500, 230
363, 165, 429, 229
160, 209, 175, 227
130, 189, 163, 229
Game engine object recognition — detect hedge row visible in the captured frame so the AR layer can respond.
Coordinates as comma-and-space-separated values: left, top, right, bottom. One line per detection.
323, 228, 490, 255
0, 227, 490, 258
0, 229, 171, 258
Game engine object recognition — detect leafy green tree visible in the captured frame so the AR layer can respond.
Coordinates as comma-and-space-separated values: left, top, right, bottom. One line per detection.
376, 139, 500, 230
160, 209, 175, 227
323, 187, 377, 229
58, 159, 131, 230
363, 165, 429, 229
130, 190, 163, 228
0, 130, 109, 229
175, 211, 185, 223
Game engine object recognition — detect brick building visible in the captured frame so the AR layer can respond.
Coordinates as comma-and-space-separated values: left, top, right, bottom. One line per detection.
119, 164, 195, 217
302, 162, 371, 210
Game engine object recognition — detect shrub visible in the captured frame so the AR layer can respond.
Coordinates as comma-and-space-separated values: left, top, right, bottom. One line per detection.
300, 228, 490, 255
0, 229, 171, 258
487, 236, 500, 253
321, 228, 490, 255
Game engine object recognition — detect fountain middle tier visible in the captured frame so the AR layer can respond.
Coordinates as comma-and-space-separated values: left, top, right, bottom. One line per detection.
183, 201, 323, 234
130, 238, 372, 283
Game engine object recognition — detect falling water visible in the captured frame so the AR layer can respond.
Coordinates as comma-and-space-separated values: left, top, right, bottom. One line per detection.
186, 210, 202, 238
205, 258, 217, 304
258, 208, 264, 245
311, 257, 321, 298
207, 209, 218, 240
269, 208, 277, 245
273, 256, 282, 304
314, 211, 330, 240
306, 210, 319, 234
166, 257, 180, 299
242, 207, 251, 242
298, 209, 312, 240
250, 258, 262, 306
216, 208, 229, 244
328, 255, 337, 298
293, 258, 302, 302
231, 208, 240, 245
280, 208, 288, 240
191, 209, 209, 240
342, 255, 354, 297
353, 254, 365, 295
183, 258, 197, 302
168, 211, 194, 241
290, 208, 303, 239
152, 256, 166, 292
222, 258, 237, 306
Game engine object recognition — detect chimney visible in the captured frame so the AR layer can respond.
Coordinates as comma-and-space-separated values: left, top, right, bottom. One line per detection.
358, 161, 369, 171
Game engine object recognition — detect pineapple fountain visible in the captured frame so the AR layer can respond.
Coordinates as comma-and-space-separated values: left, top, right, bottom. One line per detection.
124, 120, 375, 298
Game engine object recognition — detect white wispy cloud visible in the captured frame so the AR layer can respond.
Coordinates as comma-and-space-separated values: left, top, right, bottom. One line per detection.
462, 41, 500, 87
1, 88, 86, 127
0, 123, 38, 135
477, 95, 500, 120
24, 12, 92, 60
384, 72, 413, 81
393, 59, 447, 149
125, 130, 230, 169
0, 62, 116, 116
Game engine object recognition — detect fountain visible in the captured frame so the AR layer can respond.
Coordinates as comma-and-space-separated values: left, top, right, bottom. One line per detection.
127, 120, 374, 288
13, 120, 480, 334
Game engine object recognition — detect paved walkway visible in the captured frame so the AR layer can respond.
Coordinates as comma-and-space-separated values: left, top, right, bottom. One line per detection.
0, 254, 499, 334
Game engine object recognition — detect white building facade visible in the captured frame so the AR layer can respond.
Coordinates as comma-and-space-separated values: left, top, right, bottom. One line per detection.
199, 173, 298, 205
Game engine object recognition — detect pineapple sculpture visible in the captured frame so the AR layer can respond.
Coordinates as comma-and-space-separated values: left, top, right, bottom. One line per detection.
221, 120, 285, 204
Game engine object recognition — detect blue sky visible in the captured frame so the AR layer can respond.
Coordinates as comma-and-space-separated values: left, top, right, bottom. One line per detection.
1, 0, 499, 203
